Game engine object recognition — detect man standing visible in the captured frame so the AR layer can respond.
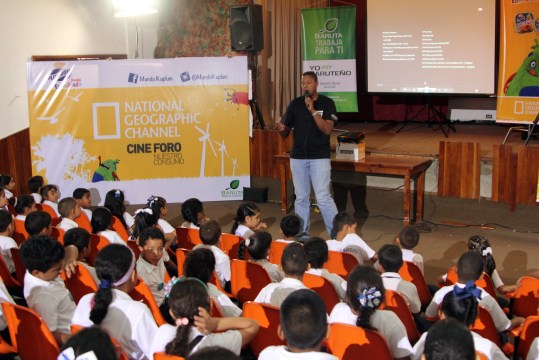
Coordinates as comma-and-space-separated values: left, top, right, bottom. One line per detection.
276, 71, 338, 237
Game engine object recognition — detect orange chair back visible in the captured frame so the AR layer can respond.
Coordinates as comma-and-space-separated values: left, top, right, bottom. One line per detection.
176, 248, 192, 277
327, 323, 393, 360
153, 352, 185, 360
50, 226, 65, 245
243, 301, 285, 357
0, 255, 21, 289
40, 203, 59, 222
510, 276, 539, 318
220, 233, 243, 260
230, 259, 272, 304
324, 251, 359, 280
445, 267, 497, 298
126, 240, 141, 261
471, 306, 503, 348
176, 227, 202, 250
129, 277, 167, 326
61, 263, 98, 304
1, 302, 59, 360
10, 248, 26, 287
112, 216, 129, 241
398, 261, 432, 306
87, 234, 110, 266
303, 273, 341, 313
380, 289, 421, 344
516, 315, 539, 359
13, 219, 28, 245
74, 211, 93, 232
269, 241, 288, 265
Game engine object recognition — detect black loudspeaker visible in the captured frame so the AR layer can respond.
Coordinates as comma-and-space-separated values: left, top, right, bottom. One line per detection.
230, 4, 263, 51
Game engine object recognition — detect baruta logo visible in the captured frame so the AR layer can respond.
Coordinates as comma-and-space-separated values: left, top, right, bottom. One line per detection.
221, 179, 243, 198
127, 73, 173, 83
180, 72, 191, 82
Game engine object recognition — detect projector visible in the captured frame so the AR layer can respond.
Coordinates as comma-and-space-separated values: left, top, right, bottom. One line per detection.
336, 131, 366, 161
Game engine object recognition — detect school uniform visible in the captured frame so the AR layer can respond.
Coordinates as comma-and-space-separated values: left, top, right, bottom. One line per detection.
123, 211, 135, 229
381, 272, 421, 314
259, 346, 338, 360
0, 235, 17, 273
180, 221, 199, 229
306, 268, 347, 301
14, 214, 25, 221
158, 218, 175, 234
136, 256, 166, 306
527, 337, 539, 360
235, 224, 254, 239
72, 289, 158, 360
326, 233, 375, 263
81, 208, 92, 220
99, 230, 127, 246
208, 283, 242, 317
329, 302, 413, 359
490, 269, 504, 289
24, 272, 76, 335
31, 192, 42, 204
254, 277, 307, 307
275, 239, 294, 243
426, 283, 511, 332
251, 259, 284, 283
0, 279, 15, 331
193, 244, 231, 288
150, 324, 242, 356
401, 249, 424, 274
412, 330, 508, 360
43, 200, 60, 217
4, 190, 13, 200
57, 217, 78, 231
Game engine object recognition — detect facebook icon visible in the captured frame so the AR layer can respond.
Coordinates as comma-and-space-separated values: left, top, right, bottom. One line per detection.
128, 73, 139, 84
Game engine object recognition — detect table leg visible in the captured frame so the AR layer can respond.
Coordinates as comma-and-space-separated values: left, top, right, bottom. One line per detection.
415, 171, 425, 223
279, 160, 287, 214
403, 175, 411, 225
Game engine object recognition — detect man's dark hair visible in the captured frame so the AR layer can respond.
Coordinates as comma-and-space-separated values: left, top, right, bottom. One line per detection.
20, 235, 65, 272
199, 220, 221, 246
281, 242, 308, 277
63, 228, 91, 253
280, 289, 327, 350
303, 237, 328, 269
28, 176, 44, 193
378, 244, 404, 273
457, 251, 484, 282
280, 215, 301, 238
24, 210, 52, 236
184, 248, 216, 284
424, 318, 475, 360
302, 71, 318, 83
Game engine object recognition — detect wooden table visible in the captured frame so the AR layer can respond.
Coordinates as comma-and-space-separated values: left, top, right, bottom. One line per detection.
274, 153, 434, 225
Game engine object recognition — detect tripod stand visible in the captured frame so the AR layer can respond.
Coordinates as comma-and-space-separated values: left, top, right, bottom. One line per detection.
397, 96, 456, 138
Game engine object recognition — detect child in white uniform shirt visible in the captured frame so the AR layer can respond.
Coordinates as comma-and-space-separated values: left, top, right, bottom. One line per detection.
0, 187, 9, 210
197, 220, 231, 291
91, 207, 126, 245
0, 209, 17, 274
57, 197, 81, 232
0, 175, 15, 200
230, 202, 267, 239
151, 278, 258, 357
326, 212, 377, 264
24, 210, 53, 237
72, 244, 158, 360
28, 175, 44, 204
423, 319, 476, 360
238, 231, 283, 282
73, 188, 93, 222
395, 225, 424, 274
258, 289, 337, 360
275, 214, 301, 243
180, 198, 207, 229
328, 265, 413, 360
40, 184, 61, 217
20, 235, 76, 346
13, 194, 37, 221
147, 195, 177, 246
254, 242, 308, 307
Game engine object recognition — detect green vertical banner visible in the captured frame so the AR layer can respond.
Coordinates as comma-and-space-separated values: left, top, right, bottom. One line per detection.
301, 6, 358, 112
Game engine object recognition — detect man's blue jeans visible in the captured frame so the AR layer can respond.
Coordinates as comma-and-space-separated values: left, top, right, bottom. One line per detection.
290, 158, 338, 237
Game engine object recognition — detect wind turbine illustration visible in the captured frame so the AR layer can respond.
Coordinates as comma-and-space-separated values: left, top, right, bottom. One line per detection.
214, 139, 230, 176
195, 123, 217, 177
37, 107, 65, 124
231, 158, 238, 177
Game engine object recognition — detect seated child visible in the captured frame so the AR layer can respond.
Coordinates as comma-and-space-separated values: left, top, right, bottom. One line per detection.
197, 220, 230, 290
151, 278, 258, 357
104, 189, 133, 235
20, 235, 76, 346
40, 184, 60, 217
326, 212, 377, 264
72, 244, 158, 359
91, 207, 125, 245
254, 242, 308, 307
181, 198, 207, 229
377, 244, 421, 314
0, 187, 9, 210
426, 251, 524, 333
329, 265, 413, 360
395, 225, 424, 274
62, 228, 98, 284
57, 197, 81, 231
0, 175, 15, 199
73, 188, 93, 221
0, 209, 17, 273
59, 326, 117, 360
259, 289, 337, 360
275, 214, 301, 243
422, 318, 476, 360
14, 194, 37, 221
230, 202, 267, 239
184, 248, 242, 317
147, 195, 177, 246
25, 210, 52, 237
303, 236, 347, 300
28, 175, 44, 204
238, 231, 284, 283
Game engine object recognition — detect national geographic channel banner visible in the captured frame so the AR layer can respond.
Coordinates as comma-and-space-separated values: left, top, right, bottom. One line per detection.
27, 57, 250, 204
301, 6, 358, 113
496, 0, 539, 124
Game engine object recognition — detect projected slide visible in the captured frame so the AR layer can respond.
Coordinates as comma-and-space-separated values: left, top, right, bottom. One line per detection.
367, 0, 496, 95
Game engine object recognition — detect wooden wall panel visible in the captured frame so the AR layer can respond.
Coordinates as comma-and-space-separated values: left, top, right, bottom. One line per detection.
0, 129, 32, 195
249, 129, 292, 178
437, 141, 480, 199
516, 146, 539, 205
492, 145, 518, 210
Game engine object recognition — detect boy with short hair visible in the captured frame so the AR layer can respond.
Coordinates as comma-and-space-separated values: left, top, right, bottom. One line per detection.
20, 235, 76, 346
327, 212, 377, 263
396, 225, 424, 274
254, 242, 309, 307
0, 209, 18, 273
258, 289, 337, 360
63, 228, 98, 284
72, 188, 92, 220
28, 175, 44, 204
197, 219, 231, 290
24, 210, 52, 236
57, 197, 81, 231
275, 214, 301, 243
136, 228, 167, 312
422, 318, 476, 360
377, 244, 421, 314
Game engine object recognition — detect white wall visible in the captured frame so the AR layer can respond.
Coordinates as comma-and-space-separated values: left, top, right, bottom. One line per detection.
0, 0, 158, 138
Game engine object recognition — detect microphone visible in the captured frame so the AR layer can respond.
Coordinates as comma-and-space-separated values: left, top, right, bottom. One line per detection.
304, 91, 310, 99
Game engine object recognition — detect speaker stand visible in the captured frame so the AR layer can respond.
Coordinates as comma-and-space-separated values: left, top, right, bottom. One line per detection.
397, 96, 456, 138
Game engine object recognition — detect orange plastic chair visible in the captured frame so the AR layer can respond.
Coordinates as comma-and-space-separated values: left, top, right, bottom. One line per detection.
444, 267, 497, 298
2, 302, 60, 360
303, 273, 341, 313
209, 271, 233, 298
50, 226, 65, 245
60, 263, 98, 304
380, 289, 421, 344
0, 333, 16, 355
71, 324, 129, 360
220, 233, 243, 259
129, 277, 167, 326
323, 250, 359, 280
514, 315, 539, 359
87, 234, 111, 266
10, 248, 26, 287
326, 323, 393, 360
175, 227, 202, 250
153, 352, 185, 360
0, 254, 21, 289
176, 248, 191, 277
13, 219, 28, 245
40, 203, 59, 224
243, 301, 286, 357
508, 276, 539, 318
268, 241, 288, 265
398, 261, 432, 306
112, 216, 129, 241
126, 240, 141, 261
74, 211, 92, 232
230, 259, 272, 304
471, 306, 512, 355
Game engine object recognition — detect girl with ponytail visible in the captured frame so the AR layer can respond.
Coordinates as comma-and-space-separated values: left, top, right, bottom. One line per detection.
180, 198, 207, 229
238, 231, 283, 282
150, 278, 259, 357
329, 265, 412, 360
146, 195, 177, 246
230, 202, 267, 238
71, 244, 158, 359
13, 194, 37, 220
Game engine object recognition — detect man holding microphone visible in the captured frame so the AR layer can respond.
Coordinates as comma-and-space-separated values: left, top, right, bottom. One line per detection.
275, 71, 338, 238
